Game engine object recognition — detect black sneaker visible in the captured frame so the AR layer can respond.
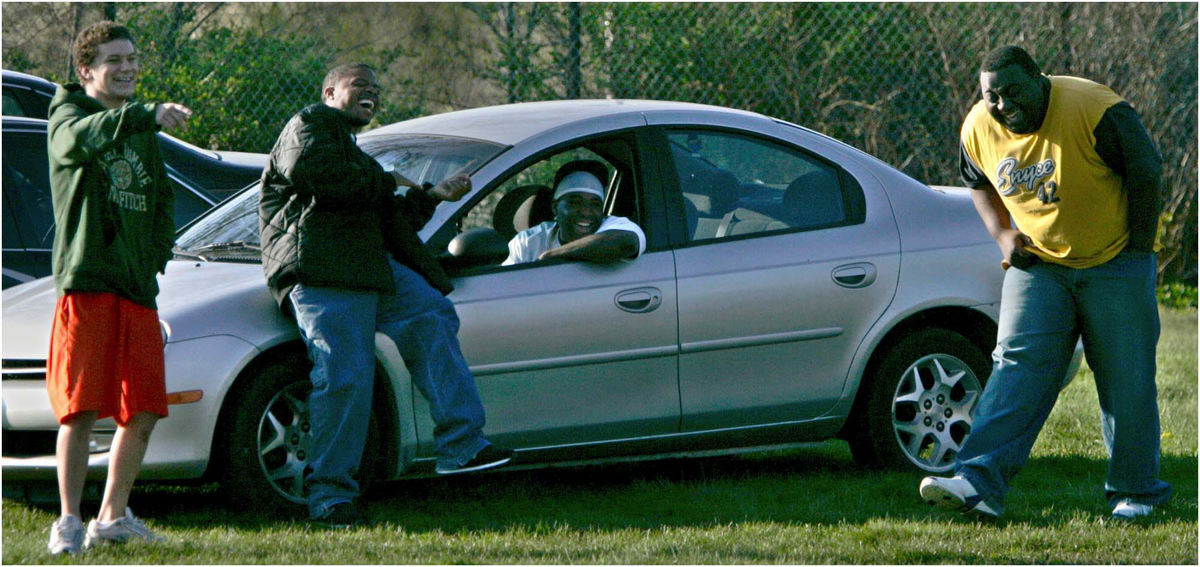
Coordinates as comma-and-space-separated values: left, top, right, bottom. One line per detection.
311, 502, 368, 529
436, 445, 514, 475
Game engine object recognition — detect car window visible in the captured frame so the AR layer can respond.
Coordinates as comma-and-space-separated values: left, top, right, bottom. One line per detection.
2, 131, 56, 249
667, 129, 864, 242
2, 85, 52, 119
176, 135, 506, 256
3, 91, 27, 116
174, 186, 260, 252
359, 134, 503, 188
3, 128, 215, 256
170, 179, 215, 227
457, 139, 640, 248
3, 190, 24, 249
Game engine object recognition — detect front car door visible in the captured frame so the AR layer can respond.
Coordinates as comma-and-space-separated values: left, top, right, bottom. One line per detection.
410, 133, 681, 455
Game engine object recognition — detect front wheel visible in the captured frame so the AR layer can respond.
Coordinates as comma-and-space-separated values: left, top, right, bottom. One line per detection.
849, 328, 990, 473
220, 361, 313, 509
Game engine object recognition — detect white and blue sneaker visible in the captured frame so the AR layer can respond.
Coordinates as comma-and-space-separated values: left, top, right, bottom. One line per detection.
920, 475, 1000, 519
436, 445, 514, 475
1111, 499, 1155, 521
83, 508, 165, 548
47, 514, 85, 555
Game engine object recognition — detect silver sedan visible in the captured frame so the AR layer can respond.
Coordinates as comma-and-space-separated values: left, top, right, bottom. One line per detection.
1, 100, 1077, 508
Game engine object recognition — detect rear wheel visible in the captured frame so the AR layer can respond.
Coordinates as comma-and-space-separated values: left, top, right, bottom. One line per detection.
849, 328, 990, 473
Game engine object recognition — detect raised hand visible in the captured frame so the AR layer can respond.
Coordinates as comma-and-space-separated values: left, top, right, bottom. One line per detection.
155, 103, 193, 131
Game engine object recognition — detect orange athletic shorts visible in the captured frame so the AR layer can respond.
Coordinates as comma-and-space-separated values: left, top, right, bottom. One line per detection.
46, 291, 168, 426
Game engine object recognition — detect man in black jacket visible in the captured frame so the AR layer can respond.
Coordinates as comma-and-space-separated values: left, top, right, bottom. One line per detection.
259, 63, 512, 526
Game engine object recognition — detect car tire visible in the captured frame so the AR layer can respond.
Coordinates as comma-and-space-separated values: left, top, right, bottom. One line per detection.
849, 328, 991, 473
221, 361, 314, 510
220, 358, 388, 511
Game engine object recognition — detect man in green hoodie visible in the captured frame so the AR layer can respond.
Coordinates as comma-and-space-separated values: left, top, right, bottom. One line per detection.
44, 21, 193, 555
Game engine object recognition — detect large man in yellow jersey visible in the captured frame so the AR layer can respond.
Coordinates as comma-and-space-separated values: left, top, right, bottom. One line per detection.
918, 46, 1171, 521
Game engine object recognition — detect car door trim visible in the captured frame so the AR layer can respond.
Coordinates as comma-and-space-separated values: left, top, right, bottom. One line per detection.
681, 327, 843, 354
471, 344, 678, 376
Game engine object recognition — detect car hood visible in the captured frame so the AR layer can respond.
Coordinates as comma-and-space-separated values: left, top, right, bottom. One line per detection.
2, 277, 60, 359
2, 260, 292, 360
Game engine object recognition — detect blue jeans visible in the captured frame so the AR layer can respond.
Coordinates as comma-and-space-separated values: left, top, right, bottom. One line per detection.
956, 249, 1172, 514
290, 260, 491, 518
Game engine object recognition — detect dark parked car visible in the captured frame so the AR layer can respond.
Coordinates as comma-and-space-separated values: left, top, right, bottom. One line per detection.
2, 70, 267, 201
1, 117, 223, 287
2, 70, 55, 119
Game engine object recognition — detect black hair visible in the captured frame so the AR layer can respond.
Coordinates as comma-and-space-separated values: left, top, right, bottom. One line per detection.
322, 63, 376, 93
980, 45, 1042, 77
553, 159, 609, 190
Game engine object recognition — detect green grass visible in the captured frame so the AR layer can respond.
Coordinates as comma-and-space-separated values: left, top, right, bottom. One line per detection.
4, 308, 1196, 564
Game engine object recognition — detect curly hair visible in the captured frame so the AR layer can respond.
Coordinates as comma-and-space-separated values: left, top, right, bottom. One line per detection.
73, 20, 134, 73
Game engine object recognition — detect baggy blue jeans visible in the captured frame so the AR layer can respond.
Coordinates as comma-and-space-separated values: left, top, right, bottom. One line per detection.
956, 248, 1172, 514
290, 260, 491, 518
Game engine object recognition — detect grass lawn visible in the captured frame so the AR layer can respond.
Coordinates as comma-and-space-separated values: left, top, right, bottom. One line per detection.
4, 308, 1195, 564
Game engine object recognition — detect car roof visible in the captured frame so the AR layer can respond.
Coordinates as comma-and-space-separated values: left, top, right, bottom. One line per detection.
1, 115, 46, 129
2, 69, 57, 92
2, 115, 225, 158
364, 99, 766, 146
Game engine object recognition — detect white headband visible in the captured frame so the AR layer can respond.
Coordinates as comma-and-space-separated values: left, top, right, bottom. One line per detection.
553, 171, 605, 201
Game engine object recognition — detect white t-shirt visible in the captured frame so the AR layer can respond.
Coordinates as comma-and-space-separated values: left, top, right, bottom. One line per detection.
502, 216, 647, 266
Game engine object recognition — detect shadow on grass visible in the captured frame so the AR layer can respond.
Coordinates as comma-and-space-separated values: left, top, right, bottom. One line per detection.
88, 441, 1195, 534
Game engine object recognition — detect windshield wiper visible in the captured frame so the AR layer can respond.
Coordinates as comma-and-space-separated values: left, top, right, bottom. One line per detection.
178, 241, 262, 262
172, 246, 202, 260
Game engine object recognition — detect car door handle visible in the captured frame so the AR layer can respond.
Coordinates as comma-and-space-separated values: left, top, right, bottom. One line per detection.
832, 263, 876, 288
615, 287, 662, 313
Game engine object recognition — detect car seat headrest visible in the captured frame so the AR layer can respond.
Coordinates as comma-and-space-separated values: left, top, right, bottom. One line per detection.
493, 184, 554, 240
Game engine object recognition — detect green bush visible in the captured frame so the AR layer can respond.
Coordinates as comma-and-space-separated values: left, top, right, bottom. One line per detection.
1158, 282, 1198, 310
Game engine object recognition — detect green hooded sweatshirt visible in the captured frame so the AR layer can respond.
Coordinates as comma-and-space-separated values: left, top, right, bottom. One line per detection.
47, 84, 174, 309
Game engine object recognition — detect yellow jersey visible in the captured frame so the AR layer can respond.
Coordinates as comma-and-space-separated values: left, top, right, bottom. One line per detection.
960, 76, 1129, 269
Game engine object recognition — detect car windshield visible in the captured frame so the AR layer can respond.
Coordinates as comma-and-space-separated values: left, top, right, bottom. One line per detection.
173, 134, 504, 260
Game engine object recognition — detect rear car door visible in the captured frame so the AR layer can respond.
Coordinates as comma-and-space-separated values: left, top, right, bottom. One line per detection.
654, 124, 902, 431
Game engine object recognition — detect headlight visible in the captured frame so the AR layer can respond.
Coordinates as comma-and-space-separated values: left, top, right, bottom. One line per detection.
159, 320, 171, 347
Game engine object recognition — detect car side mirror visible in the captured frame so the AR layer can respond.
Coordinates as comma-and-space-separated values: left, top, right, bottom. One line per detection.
445, 227, 509, 270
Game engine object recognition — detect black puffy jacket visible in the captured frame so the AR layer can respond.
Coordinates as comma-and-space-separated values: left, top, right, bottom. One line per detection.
258, 104, 452, 309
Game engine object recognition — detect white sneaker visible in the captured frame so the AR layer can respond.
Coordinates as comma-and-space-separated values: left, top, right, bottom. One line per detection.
84, 508, 165, 548
47, 515, 85, 555
919, 475, 1001, 518
1111, 499, 1154, 520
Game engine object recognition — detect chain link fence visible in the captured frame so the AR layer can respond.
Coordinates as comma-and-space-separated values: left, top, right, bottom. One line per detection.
3, 2, 1195, 281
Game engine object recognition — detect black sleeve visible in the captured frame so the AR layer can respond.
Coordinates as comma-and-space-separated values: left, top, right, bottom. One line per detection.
1094, 102, 1162, 175
392, 186, 439, 228
959, 141, 991, 189
1093, 102, 1162, 251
